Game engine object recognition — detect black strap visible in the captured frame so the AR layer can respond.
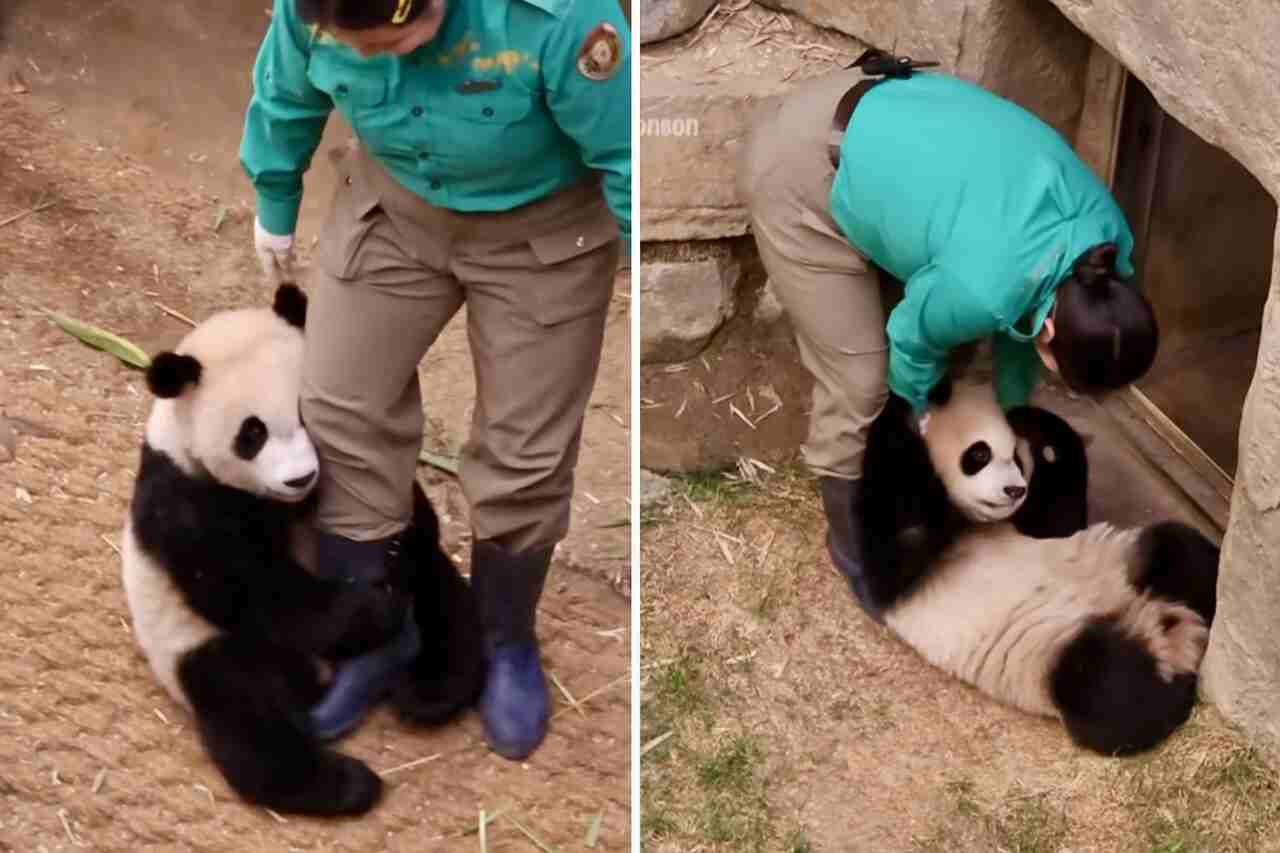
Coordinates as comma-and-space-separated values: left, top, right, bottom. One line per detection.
829, 49, 940, 168
829, 79, 882, 168
846, 48, 940, 77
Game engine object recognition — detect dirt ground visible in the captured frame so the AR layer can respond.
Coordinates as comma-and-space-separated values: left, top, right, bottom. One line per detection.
0, 4, 630, 850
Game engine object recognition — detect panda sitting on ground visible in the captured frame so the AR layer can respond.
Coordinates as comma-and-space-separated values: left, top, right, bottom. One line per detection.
857, 376, 1219, 755
121, 284, 483, 816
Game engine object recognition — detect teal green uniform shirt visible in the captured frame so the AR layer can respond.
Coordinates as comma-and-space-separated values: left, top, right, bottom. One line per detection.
829, 72, 1136, 414
241, 0, 631, 244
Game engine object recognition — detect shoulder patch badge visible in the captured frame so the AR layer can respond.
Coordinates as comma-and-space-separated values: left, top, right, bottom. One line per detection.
576, 22, 622, 81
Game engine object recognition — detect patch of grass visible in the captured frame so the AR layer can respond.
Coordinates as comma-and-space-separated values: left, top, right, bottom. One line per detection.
917, 780, 1069, 853
944, 778, 981, 820
638, 503, 665, 528
992, 796, 1069, 853
784, 830, 814, 853
696, 734, 773, 850
642, 809, 678, 840
697, 734, 762, 792
1148, 830, 1203, 853
641, 722, 780, 851
1211, 745, 1266, 792
646, 655, 711, 735
701, 792, 772, 849
670, 467, 752, 505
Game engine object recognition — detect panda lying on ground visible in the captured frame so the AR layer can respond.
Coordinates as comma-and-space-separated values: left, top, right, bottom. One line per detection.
857, 377, 1219, 755
121, 284, 483, 816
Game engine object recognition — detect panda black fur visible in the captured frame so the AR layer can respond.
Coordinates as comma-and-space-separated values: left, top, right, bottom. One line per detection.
858, 377, 1219, 756
1006, 404, 1089, 539
121, 284, 483, 816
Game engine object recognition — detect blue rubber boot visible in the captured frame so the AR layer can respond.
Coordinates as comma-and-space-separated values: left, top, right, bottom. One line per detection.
820, 476, 882, 621
470, 540, 553, 761
308, 530, 422, 742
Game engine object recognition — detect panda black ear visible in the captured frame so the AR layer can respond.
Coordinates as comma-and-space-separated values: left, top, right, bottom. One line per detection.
273, 283, 308, 329
147, 352, 202, 398
927, 375, 953, 407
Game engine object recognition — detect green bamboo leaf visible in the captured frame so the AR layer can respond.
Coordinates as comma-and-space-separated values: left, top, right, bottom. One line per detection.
585, 813, 603, 848
48, 312, 150, 369
418, 448, 460, 474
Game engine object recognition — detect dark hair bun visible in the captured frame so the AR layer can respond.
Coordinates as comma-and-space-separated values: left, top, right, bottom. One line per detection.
1072, 243, 1118, 289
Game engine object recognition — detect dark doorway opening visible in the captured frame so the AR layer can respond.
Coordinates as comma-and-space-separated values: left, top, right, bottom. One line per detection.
1111, 76, 1277, 479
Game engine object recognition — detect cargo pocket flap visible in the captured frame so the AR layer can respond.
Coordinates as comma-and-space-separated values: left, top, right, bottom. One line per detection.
528, 217, 619, 266
314, 159, 384, 279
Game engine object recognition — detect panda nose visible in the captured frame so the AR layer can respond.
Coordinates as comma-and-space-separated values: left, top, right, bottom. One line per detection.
285, 471, 316, 490
1005, 485, 1026, 499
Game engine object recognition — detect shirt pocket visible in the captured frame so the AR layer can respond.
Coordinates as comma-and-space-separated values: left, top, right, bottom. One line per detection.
306, 52, 389, 133
451, 90, 535, 125
435, 90, 538, 167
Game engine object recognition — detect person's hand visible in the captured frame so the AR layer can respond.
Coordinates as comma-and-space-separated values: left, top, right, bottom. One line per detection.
254, 217, 296, 285
907, 409, 930, 437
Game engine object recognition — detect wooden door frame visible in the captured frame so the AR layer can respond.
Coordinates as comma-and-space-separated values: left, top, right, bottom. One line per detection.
1076, 42, 1233, 534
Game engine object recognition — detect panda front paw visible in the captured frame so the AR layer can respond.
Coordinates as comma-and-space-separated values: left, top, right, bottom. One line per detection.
331, 584, 412, 658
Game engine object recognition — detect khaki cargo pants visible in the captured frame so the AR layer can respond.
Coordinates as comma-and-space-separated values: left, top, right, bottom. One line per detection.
737, 68, 889, 480
302, 144, 619, 552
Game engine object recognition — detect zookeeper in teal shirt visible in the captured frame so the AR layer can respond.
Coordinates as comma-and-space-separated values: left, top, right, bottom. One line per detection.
738, 54, 1158, 615
240, 0, 631, 761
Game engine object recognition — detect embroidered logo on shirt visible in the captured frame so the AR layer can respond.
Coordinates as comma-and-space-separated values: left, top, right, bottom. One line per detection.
577, 23, 622, 81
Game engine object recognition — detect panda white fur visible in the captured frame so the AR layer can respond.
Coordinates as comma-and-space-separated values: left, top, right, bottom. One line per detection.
858, 377, 1219, 755
121, 284, 483, 816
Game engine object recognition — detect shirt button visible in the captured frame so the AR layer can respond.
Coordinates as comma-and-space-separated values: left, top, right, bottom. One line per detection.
482, 106, 494, 117
412, 106, 424, 117
430, 180, 441, 190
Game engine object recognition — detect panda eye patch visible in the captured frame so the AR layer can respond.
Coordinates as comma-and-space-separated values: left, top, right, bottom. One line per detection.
961, 441, 992, 476
234, 416, 269, 460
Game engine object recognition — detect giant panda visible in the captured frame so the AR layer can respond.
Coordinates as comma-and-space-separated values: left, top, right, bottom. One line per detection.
857, 377, 1219, 755
121, 284, 483, 816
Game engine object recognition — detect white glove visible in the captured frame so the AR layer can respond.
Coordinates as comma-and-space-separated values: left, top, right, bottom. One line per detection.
254, 217, 296, 285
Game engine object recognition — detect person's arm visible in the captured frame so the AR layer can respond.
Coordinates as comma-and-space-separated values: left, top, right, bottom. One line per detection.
239, 0, 333, 237
992, 333, 1042, 410
885, 264, 1004, 414
540, 4, 632, 245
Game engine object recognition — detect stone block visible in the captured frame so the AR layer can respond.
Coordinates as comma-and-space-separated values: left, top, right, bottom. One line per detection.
640, 0, 717, 44
640, 77, 787, 241
753, 277, 787, 327
640, 253, 741, 363
754, 0, 1091, 139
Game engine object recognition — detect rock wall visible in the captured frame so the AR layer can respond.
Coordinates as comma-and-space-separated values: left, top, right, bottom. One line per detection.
753, 0, 1093, 136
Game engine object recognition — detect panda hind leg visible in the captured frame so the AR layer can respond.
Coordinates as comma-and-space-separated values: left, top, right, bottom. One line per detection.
178, 635, 382, 816
388, 484, 485, 726
390, 552, 485, 725
1049, 616, 1197, 757
1130, 521, 1220, 626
